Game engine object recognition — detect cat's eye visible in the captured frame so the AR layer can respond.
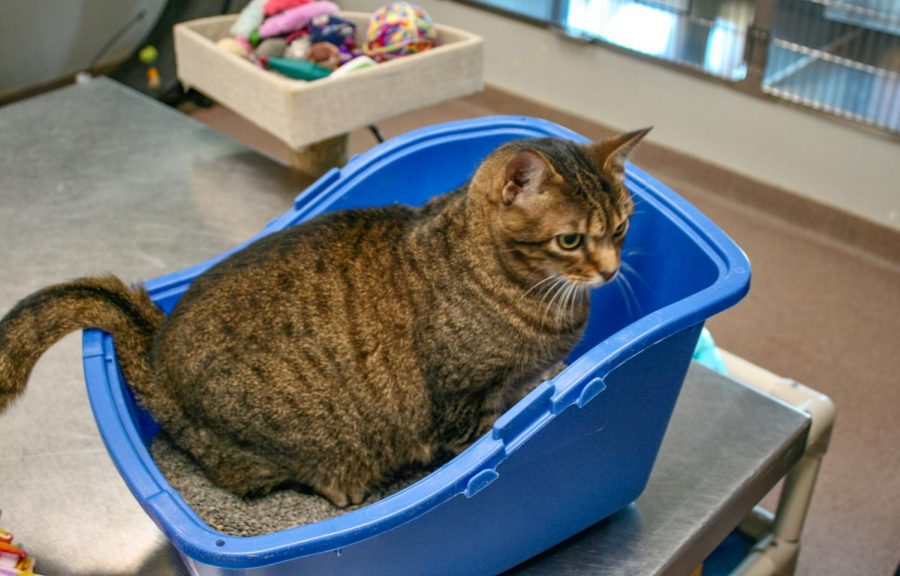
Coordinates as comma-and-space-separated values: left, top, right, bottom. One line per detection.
613, 221, 629, 239
556, 234, 584, 250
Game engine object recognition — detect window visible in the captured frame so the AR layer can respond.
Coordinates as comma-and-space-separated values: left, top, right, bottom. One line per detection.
763, 0, 900, 132
467, 0, 753, 80
460, 0, 900, 135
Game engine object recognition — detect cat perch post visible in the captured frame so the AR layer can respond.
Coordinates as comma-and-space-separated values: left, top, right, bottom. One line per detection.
173, 13, 484, 179
287, 134, 350, 179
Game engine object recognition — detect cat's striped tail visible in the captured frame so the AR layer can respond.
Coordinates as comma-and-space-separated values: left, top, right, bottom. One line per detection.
0, 276, 165, 412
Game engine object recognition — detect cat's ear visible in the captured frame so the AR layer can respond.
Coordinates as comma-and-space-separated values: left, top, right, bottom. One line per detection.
590, 127, 652, 180
501, 151, 551, 206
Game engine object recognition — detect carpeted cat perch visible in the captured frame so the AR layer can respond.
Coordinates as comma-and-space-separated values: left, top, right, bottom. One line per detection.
174, 12, 482, 179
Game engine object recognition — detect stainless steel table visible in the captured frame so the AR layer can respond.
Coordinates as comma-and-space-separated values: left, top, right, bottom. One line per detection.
0, 79, 810, 576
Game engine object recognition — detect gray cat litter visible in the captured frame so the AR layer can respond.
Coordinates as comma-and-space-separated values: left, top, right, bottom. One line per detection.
151, 435, 434, 536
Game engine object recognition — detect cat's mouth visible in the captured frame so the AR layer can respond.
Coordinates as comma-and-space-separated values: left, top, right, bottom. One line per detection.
568, 271, 617, 288
567, 276, 604, 288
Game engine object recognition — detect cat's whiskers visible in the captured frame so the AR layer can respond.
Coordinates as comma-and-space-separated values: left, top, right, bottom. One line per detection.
542, 278, 585, 331
557, 283, 572, 330
521, 274, 560, 300
537, 277, 564, 346
620, 261, 650, 291
570, 283, 587, 323
614, 268, 643, 319
540, 277, 568, 331
538, 276, 564, 310
569, 284, 583, 324
560, 284, 570, 326
563, 283, 579, 330
615, 281, 634, 320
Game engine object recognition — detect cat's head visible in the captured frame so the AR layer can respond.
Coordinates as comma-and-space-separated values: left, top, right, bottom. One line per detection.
478, 129, 650, 289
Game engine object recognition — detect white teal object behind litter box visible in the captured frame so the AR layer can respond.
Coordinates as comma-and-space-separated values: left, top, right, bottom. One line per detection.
82, 116, 751, 575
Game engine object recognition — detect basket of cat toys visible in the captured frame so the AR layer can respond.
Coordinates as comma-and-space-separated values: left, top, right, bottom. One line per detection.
174, 1, 483, 150
68, 116, 752, 574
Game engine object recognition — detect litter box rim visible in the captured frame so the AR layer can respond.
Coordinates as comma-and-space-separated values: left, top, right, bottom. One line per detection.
83, 115, 750, 569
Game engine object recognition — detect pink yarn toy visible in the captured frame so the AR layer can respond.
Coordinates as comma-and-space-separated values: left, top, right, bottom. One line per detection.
264, 0, 314, 17
259, 1, 339, 38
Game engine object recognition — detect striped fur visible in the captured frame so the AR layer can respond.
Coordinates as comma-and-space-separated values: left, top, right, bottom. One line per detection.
0, 130, 649, 507
0, 276, 165, 411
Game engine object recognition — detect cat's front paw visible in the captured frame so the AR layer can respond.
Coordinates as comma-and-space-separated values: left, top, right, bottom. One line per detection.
541, 361, 568, 381
316, 483, 367, 508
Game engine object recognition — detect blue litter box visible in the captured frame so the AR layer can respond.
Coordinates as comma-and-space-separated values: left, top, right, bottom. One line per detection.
82, 116, 750, 575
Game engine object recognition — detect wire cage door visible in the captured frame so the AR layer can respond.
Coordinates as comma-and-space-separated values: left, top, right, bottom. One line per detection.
763, 0, 900, 133
458, 0, 900, 136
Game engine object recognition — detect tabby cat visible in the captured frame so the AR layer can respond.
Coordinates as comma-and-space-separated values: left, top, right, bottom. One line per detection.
0, 128, 649, 507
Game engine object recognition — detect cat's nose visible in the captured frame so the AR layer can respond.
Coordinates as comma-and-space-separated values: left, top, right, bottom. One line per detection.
600, 268, 619, 282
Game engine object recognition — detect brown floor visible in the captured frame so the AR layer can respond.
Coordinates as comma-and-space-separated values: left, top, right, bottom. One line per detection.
189, 88, 900, 576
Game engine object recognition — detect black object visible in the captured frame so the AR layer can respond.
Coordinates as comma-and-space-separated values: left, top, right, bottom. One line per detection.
110, 0, 250, 107
368, 124, 386, 143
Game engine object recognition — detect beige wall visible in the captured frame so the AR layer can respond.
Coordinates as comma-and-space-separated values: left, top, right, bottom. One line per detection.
345, 0, 899, 230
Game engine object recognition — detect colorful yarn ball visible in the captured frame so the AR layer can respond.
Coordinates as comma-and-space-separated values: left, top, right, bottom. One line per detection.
363, 2, 437, 62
